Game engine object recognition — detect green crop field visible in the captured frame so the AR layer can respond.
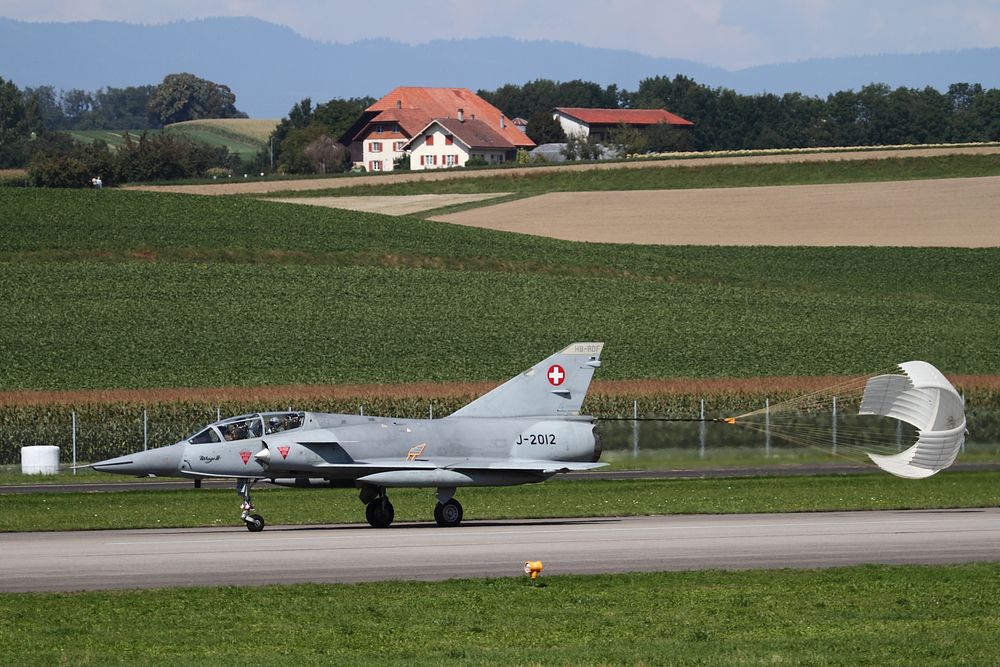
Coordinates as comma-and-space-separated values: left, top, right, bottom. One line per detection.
1, 188, 997, 392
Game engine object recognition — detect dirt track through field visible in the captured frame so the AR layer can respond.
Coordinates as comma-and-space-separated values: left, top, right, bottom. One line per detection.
267, 193, 508, 216
432, 176, 1000, 247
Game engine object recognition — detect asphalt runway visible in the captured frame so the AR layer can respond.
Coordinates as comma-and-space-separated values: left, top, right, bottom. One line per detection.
3, 509, 998, 592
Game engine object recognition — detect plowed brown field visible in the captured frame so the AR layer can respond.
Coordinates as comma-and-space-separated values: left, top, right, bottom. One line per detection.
432, 176, 1000, 247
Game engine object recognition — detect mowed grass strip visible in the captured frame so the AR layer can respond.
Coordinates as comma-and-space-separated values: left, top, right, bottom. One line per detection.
2, 472, 997, 532
261, 152, 1000, 199
2, 564, 999, 664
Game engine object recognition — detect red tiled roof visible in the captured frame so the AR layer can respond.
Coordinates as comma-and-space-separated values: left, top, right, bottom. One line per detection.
555, 107, 694, 127
417, 118, 516, 150
366, 87, 535, 147
353, 109, 432, 140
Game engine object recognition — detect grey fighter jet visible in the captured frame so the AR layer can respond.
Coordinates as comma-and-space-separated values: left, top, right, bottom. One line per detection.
92, 343, 607, 531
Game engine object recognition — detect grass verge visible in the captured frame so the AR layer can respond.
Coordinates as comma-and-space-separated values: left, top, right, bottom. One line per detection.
2, 564, 998, 664
2, 472, 997, 532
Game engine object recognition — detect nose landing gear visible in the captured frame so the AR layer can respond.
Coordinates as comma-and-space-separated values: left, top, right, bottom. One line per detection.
237, 478, 265, 532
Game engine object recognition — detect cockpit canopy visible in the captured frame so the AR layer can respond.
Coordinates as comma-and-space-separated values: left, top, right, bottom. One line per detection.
187, 412, 305, 445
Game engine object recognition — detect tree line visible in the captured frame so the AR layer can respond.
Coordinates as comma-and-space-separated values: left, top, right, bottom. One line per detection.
24, 73, 246, 132
6, 70, 1000, 186
267, 76, 1000, 174
1, 73, 248, 185
478, 76, 1000, 151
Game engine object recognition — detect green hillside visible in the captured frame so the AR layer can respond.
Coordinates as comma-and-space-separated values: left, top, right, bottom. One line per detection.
166, 118, 279, 159
1, 189, 997, 391
65, 119, 279, 160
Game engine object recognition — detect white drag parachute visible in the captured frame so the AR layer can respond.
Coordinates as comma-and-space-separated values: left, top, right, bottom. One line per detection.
860, 361, 966, 479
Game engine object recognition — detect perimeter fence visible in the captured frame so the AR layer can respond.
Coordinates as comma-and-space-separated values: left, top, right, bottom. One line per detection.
2, 392, 998, 468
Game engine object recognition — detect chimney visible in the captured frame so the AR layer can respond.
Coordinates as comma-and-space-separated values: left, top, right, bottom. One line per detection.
457, 108, 464, 122
499, 114, 506, 129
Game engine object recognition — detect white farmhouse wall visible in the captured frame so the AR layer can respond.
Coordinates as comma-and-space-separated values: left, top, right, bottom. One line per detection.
409, 127, 469, 171
360, 130, 408, 172
554, 112, 589, 138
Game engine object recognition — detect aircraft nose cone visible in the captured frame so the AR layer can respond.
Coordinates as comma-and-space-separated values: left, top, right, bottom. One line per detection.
92, 443, 183, 476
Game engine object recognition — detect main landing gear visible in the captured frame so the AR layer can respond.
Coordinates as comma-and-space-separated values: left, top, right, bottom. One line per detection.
360, 485, 394, 528
433, 486, 463, 528
434, 498, 463, 527
237, 478, 265, 532
358, 485, 465, 528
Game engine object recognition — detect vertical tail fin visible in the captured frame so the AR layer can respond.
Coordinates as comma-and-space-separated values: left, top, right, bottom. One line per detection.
448, 343, 604, 418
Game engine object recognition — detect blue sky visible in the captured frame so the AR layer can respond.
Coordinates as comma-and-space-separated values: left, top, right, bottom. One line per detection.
3, 0, 1000, 69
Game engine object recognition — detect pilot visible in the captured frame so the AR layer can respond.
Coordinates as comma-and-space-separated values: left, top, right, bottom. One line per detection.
267, 417, 282, 434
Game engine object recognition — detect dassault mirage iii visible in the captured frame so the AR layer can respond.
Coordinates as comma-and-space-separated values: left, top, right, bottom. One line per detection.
91, 343, 607, 531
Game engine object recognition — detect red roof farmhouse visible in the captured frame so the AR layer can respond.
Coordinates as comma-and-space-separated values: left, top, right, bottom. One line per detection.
341, 87, 535, 172
553, 107, 694, 143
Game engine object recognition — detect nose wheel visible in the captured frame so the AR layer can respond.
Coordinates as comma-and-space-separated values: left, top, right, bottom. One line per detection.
237, 478, 265, 532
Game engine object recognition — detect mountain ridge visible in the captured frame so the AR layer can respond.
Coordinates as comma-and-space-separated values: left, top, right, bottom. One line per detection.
2, 17, 998, 118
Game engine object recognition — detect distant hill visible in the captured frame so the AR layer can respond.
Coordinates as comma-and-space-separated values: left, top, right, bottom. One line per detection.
3, 17, 1000, 118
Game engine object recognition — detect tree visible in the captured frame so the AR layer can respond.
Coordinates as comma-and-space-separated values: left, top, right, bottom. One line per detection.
608, 123, 647, 155
644, 122, 695, 152
61, 88, 96, 128
147, 73, 246, 126
115, 132, 227, 182
525, 110, 566, 144
562, 133, 602, 160
303, 135, 348, 174
268, 96, 371, 173
0, 76, 43, 167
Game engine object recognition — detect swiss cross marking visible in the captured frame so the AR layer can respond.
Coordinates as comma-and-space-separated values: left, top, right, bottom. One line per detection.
547, 364, 566, 386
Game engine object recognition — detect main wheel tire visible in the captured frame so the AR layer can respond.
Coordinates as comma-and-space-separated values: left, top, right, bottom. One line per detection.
434, 498, 463, 527
245, 513, 265, 532
365, 499, 395, 528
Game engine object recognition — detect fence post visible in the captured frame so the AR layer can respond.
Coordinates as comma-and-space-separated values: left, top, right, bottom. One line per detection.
72, 410, 77, 474
699, 399, 706, 459
143, 409, 148, 451
896, 420, 902, 451
631, 400, 639, 458
429, 403, 434, 419
832, 396, 837, 455
360, 404, 364, 416
765, 398, 771, 457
